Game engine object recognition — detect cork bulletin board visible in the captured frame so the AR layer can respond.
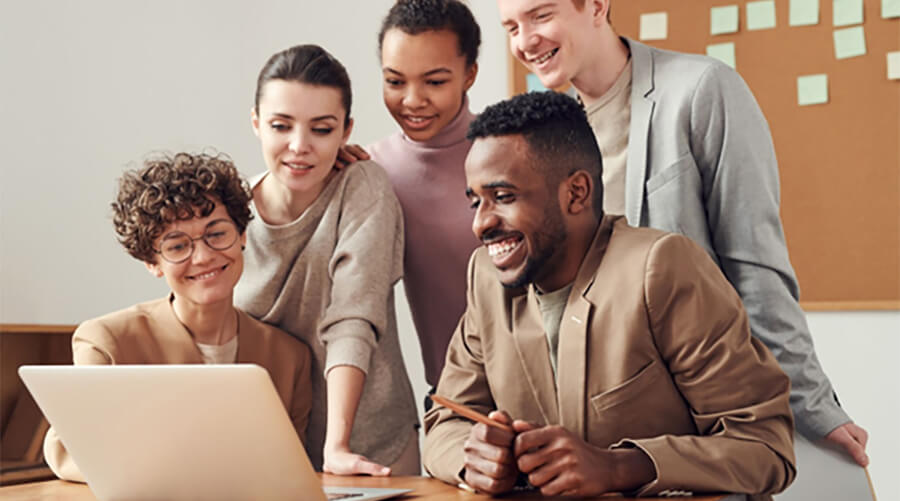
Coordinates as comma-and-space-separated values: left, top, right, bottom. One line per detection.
509, 0, 900, 310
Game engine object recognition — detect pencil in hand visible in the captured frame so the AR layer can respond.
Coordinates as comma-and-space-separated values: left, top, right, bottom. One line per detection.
430, 394, 514, 433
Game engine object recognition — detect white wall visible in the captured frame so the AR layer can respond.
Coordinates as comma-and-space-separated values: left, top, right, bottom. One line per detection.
0, 2, 895, 499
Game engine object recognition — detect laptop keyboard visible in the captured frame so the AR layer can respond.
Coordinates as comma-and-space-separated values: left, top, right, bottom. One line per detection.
326, 493, 364, 500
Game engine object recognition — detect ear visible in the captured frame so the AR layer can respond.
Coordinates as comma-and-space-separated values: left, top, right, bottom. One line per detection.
589, 0, 610, 27
251, 107, 261, 138
145, 260, 164, 278
563, 170, 593, 215
240, 231, 247, 249
463, 62, 479, 92
342, 118, 354, 144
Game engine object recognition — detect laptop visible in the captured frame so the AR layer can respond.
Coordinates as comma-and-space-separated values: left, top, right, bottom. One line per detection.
19, 364, 411, 501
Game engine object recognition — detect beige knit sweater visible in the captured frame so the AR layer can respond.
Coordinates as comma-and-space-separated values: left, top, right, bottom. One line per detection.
235, 160, 418, 470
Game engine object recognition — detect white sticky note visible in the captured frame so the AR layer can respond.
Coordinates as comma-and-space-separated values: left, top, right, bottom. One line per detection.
790, 0, 820, 26
884, 0, 900, 18
797, 74, 829, 106
834, 0, 864, 25
707, 43, 737, 69
711, 5, 740, 35
888, 51, 900, 80
747, 0, 777, 30
833, 26, 867, 59
640, 12, 668, 40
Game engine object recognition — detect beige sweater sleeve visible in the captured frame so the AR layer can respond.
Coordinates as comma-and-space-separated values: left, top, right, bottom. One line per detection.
318, 165, 405, 376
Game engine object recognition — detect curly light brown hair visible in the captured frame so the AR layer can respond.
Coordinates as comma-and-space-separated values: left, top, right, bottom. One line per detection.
112, 152, 252, 263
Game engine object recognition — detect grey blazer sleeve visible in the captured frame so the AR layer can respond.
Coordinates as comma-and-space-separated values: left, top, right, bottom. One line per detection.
688, 62, 850, 438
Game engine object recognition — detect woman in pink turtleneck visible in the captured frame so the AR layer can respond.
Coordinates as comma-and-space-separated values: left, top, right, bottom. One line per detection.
366, 0, 483, 400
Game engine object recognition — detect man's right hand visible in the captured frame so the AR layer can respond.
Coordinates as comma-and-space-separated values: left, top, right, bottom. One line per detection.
462, 410, 518, 495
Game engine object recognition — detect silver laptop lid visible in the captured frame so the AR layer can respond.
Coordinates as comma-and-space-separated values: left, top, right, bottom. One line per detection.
20, 364, 326, 501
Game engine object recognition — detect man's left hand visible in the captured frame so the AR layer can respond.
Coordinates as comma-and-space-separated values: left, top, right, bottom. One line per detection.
825, 422, 869, 467
512, 421, 655, 497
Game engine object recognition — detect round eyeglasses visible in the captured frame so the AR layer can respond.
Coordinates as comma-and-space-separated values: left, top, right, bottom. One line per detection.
154, 219, 240, 264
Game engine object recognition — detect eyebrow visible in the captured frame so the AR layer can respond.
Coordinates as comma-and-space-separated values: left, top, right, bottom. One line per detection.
466, 181, 518, 197
269, 112, 338, 122
501, 1, 556, 23
383, 67, 453, 77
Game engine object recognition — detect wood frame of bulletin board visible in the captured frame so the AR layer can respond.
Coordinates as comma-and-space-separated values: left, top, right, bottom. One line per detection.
509, 0, 899, 311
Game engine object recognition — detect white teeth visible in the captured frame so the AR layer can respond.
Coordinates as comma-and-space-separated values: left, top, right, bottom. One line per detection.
285, 162, 312, 170
406, 116, 429, 123
488, 239, 520, 257
533, 48, 557, 64
192, 270, 219, 280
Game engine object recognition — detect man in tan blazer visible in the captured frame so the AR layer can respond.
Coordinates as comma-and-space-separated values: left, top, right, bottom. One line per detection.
423, 92, 796, 499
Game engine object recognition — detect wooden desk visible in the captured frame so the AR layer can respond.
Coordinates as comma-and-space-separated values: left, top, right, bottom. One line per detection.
0, 476, 733, 500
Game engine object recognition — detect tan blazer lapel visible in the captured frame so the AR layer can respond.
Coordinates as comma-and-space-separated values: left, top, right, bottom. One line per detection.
153, 294, 206, 364
556, 217, 615, 438
511, 291, 559, 426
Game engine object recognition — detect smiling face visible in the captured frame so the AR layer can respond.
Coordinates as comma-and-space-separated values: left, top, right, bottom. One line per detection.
252, 80, 352, 197
466, 134, 570, 290
497, 0, 601, 90
146, 201, 246, 309
381, 28, 477, 141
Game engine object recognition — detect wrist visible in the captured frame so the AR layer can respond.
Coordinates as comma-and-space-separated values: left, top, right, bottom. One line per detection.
609, 447, 656, 493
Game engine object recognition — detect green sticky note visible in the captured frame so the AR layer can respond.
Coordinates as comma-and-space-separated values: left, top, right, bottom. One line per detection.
833, 26, 867, 59
833, 0, 864, 25
747, 0, 777, 30
790, 0, 820, 26
888, 51, 900, 80
797, 74, 828, 106
711, 5, 740, 35
640, 12, 668, 40
707, 42, 737, 69
884, 0, 900, 18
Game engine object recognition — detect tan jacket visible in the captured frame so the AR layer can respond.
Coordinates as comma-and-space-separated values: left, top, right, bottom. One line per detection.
424, 216, 796, 498
44, 296, 313, 482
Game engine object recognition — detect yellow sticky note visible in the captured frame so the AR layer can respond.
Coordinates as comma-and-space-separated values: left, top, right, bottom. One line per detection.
790, 0, 820, 26
747, 0, 777, 30
797, 74, 828, 106
711, 5, 740, 35
833, 26, 867, 59
888, 52, 900, 80
707, 43, 737, 69
883, 0, 900, 18
833, 0, 864, 26
640, 12, 668, 40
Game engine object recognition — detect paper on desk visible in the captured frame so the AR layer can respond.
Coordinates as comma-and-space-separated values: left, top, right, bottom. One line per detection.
833, 26, 867, 59
747, 0, 777, 30
888, 52, 900, 80
790, 0, 820, 26
640, 12, 668, 40
833, 0, 864, 25
797, 74, 829, 106
884, 0, 900, 18
711, 5, 740, 35
707, 43, 737, 69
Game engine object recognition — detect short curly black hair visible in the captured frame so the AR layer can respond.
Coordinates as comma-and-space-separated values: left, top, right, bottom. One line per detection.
111, 152, 252, 264
378, 0, 481, 68
467, 92, 604, 217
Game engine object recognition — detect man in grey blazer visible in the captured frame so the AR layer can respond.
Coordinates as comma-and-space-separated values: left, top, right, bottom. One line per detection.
496, 0, 869, 465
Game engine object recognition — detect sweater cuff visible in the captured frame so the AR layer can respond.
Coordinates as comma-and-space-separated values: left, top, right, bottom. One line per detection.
322, 320, 376, 376
796, 396, 852, 440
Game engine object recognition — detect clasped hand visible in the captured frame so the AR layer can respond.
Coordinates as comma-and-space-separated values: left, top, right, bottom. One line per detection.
462, 411, 654, 497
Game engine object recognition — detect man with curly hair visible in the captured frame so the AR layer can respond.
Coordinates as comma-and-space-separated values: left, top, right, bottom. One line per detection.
423, 92, 795, 499
43, 152, 313, 483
